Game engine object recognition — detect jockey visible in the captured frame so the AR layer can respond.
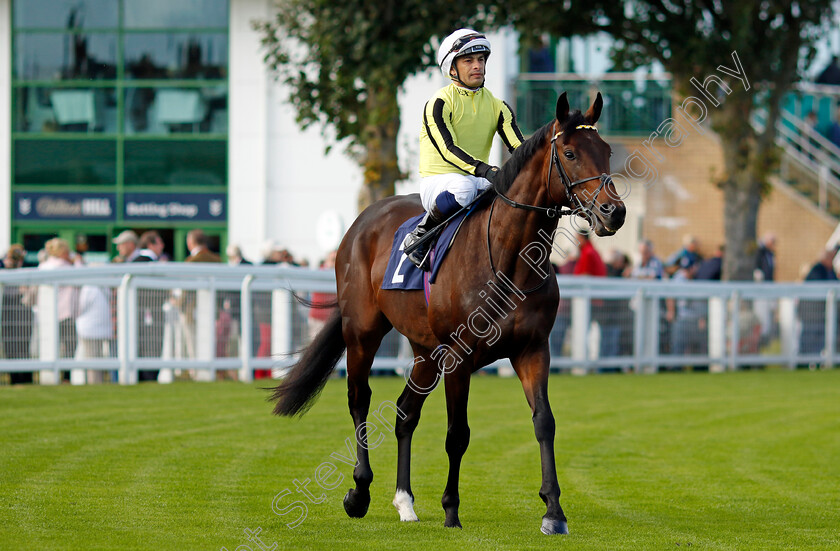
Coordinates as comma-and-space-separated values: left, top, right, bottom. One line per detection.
405, 28, 525, 269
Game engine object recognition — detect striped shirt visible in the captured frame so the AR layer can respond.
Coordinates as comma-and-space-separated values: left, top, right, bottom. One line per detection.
419, 84, 524, 177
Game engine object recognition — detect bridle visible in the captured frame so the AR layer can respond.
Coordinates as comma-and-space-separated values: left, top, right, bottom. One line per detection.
488, 122, 612, 294
493, 122, 611, 218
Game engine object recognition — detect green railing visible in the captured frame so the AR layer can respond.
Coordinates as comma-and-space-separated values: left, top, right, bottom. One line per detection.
515, 73, 673, 136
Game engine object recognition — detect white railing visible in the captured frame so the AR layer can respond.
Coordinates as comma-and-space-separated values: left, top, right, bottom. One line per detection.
0, 264, 837, 384
751, 104, 840, 214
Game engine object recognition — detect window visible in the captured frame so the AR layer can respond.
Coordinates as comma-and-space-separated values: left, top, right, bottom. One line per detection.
12, 1, 228, 188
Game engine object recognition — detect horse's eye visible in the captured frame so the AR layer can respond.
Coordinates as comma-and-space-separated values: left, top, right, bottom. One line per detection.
564, 151, 575, 160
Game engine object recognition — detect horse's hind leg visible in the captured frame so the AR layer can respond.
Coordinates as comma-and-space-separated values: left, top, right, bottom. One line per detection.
342, 319, 391, 518
392, 344, 440, 522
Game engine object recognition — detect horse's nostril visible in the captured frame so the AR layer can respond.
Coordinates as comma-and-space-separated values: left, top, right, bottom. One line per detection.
599, 203, 615, 216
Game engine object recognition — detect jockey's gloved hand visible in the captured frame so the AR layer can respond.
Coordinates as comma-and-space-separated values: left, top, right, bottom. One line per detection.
478, 164, 500, 185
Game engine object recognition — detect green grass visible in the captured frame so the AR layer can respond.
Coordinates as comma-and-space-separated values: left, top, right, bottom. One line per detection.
1, 370, 839, 550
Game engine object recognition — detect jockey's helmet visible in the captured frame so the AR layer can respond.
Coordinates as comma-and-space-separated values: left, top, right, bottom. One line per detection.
437, 29, 491, 80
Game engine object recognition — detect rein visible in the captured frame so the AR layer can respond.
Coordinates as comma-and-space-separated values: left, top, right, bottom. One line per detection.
488, 123, 611, 295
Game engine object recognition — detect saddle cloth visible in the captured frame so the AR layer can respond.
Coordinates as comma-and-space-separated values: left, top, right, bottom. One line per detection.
381, 209, 471, 291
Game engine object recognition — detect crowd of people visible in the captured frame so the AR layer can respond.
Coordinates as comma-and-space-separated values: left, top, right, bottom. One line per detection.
2, 226, 838, 381
0, 230, 330, 384
549, 230, 839, 371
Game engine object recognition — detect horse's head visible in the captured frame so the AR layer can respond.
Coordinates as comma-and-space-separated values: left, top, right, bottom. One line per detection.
550, 92, 625, 236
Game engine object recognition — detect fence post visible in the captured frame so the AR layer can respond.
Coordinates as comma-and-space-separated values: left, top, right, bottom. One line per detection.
633, 288, 645, 373
271, 289, 294, 378
37, 284, 59, 385
570, 295, 590, 375
239, 275, 254, 383
708, 295, 726, 373
194, 283, 216, 382
728, 291, 739, 371
117, 274, 137, 385
779, 297, 797, 369
824, 289, 836, 370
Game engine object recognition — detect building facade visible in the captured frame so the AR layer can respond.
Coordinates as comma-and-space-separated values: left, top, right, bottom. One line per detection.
0, 0, 524, 264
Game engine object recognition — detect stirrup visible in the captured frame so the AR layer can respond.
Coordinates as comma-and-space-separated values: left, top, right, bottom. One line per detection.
407, 245, 432, 271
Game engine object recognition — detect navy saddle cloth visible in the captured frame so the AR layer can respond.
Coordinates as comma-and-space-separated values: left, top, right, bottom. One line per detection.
381, 209, 471, 290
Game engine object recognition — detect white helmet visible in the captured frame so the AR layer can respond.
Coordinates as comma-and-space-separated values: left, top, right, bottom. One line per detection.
437, 29, 491, 80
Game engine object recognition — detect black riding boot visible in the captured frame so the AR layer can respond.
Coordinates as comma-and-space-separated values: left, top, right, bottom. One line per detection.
405, 206, 444, 270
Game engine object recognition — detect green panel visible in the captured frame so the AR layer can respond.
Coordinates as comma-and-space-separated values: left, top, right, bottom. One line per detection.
124, 86, 227, 135
11, 0, 230, 251
124, 33, 228, 80
124, 140, 226, 186
14, 32, 118, 80
124, 0, 229, 28
515, 78, 672, 136
14, 87, 118, 133
14, 0, 118, 29
15, 140, 116, 185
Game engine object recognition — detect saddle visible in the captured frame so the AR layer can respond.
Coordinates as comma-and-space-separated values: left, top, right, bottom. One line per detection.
381, 207, 475, 291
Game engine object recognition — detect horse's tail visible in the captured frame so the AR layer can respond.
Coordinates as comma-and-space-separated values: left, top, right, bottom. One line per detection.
268, 310, 345, 416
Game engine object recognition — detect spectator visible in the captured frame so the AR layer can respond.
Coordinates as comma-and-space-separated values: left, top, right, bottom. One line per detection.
135, 231, 166, 380
308, 250, 338, 343
572, 229, 606, 277
73, 234, 88, 266
666, 234, 702, 275
754, 233, 778, 347
666, 264, 707, 369
798, 248, 838, 365
226, 244, 252, 266
695, 244, 723, 281
572, 229, 616, 367
136, 230, 165, 262
754, 233, 776, 282
605, 249, 632, 365
631, 239, 665, 279
527, 36, 555, 73
815, 55, 840, 86
805, 248, 837, 281
828, 105, 840, 149
113, 230, 141, 262
185, 229, 221, 263
2, 245, 34, 383
606, 249, 630, 278
40, 238, 78, 359
74, 284, 113, 384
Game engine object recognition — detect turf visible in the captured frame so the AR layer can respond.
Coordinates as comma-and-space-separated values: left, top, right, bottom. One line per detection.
1, 369, 838, 550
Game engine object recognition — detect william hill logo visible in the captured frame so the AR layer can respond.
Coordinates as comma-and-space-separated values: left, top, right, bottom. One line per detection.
18, 195, 113, 219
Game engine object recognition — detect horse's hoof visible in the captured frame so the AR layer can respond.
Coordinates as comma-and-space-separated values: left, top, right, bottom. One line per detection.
444, 517, 462, 529
343, 489, 370, 518
540, 517, 569, 535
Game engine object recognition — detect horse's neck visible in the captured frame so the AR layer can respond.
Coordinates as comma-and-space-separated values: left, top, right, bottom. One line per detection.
488, 153, 562, 281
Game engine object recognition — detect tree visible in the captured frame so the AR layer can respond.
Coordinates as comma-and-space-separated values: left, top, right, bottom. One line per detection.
501, 1, 834, 280
255, 1, 483, 212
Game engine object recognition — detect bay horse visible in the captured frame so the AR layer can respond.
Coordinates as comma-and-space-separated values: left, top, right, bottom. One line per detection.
269, 92, 626, 534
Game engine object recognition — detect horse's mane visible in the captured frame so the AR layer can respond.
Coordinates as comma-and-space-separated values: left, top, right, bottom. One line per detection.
493, 110, 587, 195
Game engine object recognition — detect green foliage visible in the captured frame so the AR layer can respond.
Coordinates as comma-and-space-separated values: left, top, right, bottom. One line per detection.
2, 371, 839, 549
254, 0, 483, 160
502, 0, 834, 279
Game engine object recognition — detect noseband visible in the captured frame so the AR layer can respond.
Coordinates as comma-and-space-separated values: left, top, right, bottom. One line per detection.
494, 123, 611, 218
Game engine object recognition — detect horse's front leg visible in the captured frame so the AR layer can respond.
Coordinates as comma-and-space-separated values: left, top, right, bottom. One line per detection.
513, 344, 569, 535
441, 366, 471, 528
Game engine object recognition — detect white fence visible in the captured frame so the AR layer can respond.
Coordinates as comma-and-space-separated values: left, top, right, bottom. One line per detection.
0, 264, 837, 384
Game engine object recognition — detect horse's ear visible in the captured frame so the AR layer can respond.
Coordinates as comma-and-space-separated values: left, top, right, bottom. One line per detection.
555, 92, 570, 123
585, 92, 603, 125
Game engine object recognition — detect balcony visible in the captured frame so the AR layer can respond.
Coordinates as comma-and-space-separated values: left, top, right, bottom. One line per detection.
515, 72, 673, 136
